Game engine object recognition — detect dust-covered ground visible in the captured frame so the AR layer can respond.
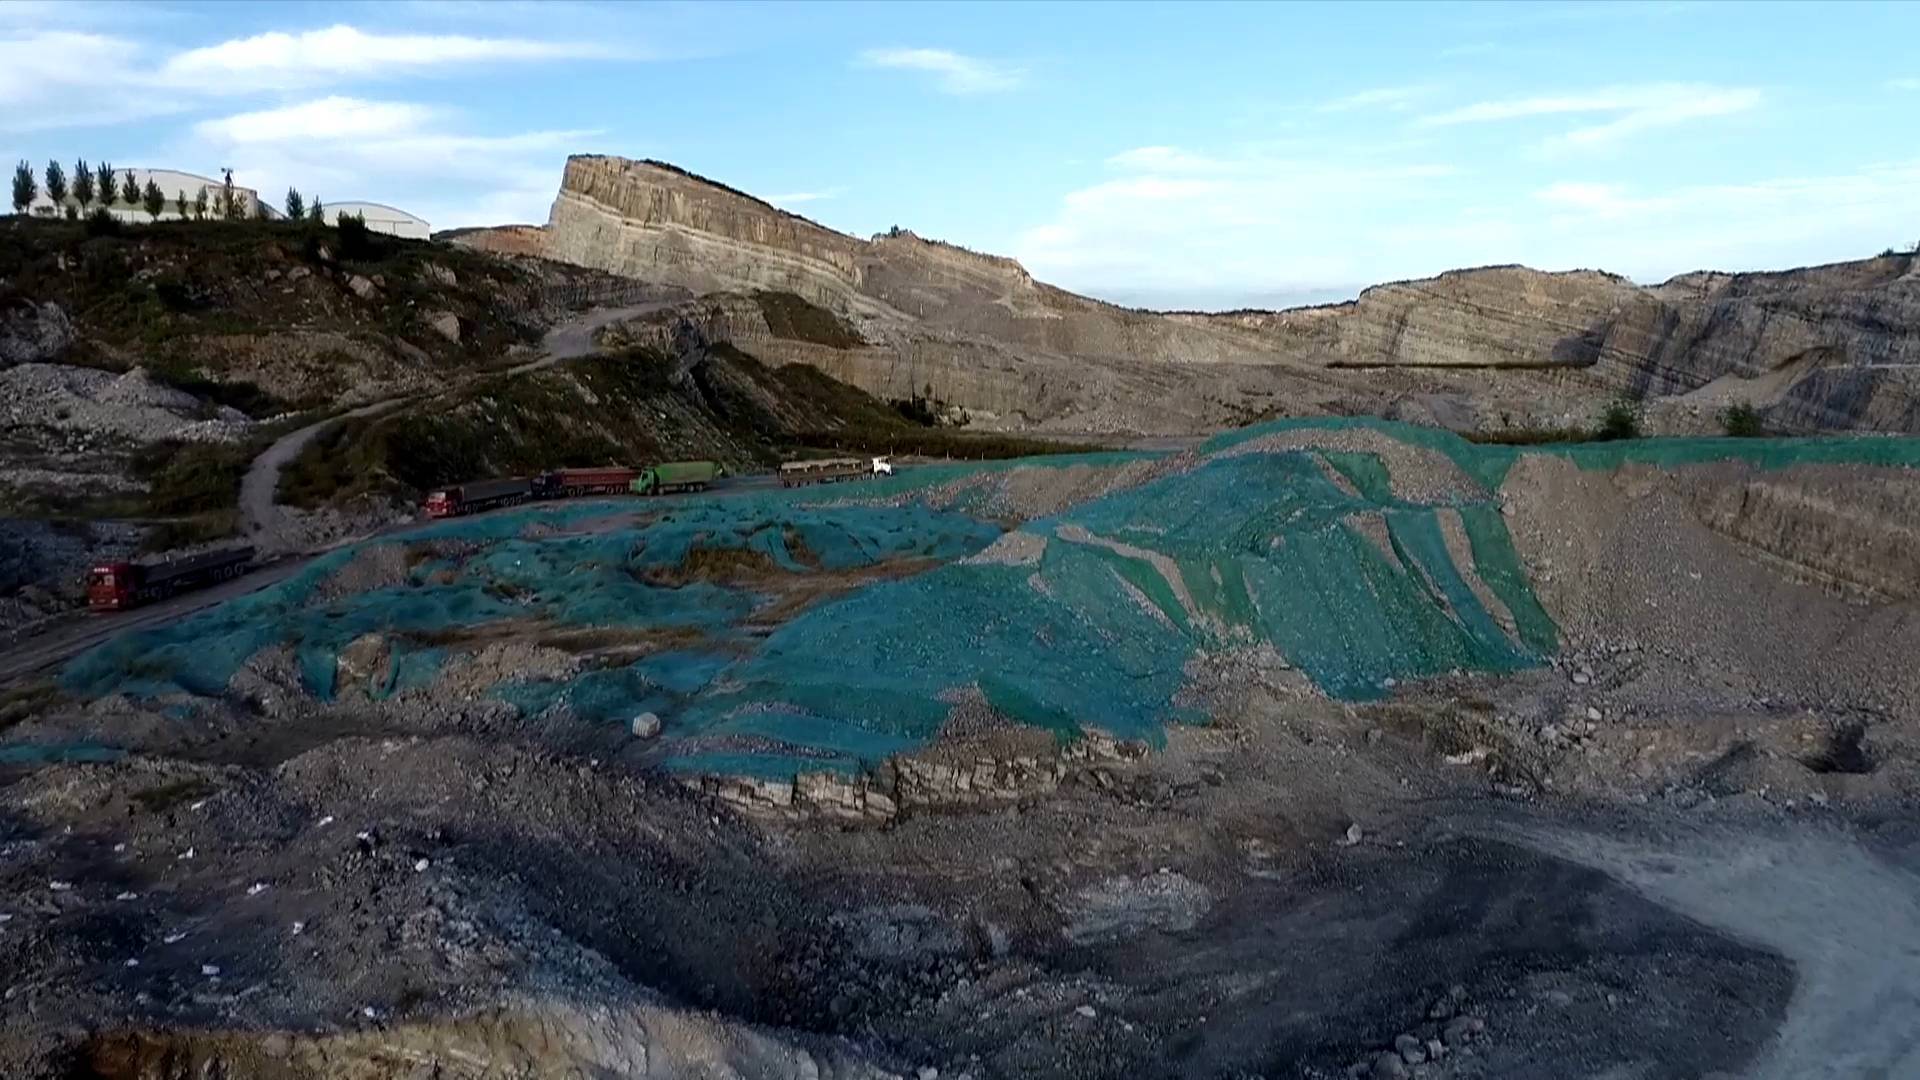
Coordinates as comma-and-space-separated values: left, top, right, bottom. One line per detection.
5, 421, 1920, 1080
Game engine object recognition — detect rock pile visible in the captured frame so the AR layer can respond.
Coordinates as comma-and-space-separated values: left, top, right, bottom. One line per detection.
0, 363, 251, 446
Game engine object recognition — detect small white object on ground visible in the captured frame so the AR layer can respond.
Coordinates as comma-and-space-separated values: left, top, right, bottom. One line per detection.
317, 815, 335, 827
49, 881, 72, 892
413, 858, 430, 872
291, 921, 305, 936
201, 964, 220, 977
1338, 823, 1364, 847
1075, 1004, 1097, 1018
115, 891, 138, 901
246, 882, 269, 896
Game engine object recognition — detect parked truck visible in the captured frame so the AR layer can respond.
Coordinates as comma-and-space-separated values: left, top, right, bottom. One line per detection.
779, 456, 891, 487
87, 546, 256, 612
630, 461, 722, 495
423, 477, 531, 518
531, 466, 641, 499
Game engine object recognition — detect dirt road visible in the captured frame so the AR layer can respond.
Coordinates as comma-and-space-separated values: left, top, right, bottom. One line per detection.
237, 301, 681, 551
1513, 816, 1920, 1080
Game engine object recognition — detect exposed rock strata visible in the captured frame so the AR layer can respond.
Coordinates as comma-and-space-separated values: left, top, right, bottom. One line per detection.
475, 155, 1920, 434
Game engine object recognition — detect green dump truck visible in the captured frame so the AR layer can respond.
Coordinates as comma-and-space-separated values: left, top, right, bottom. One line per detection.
631, 460, 723, 495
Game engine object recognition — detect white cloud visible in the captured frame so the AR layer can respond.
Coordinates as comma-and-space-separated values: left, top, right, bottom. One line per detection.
856, 47, 1021, 95
160, 24, 615, 91
193, 98, 439, 144
0, 22, 615, 132
0, 31, 173, 132
1419, 82, 1761, 149
1318, 85, 1438, 113
1411, 163, 1920, 281
1014, 140, 1462, 302
1105, 146, 1231, 173
187, 95, 596, 229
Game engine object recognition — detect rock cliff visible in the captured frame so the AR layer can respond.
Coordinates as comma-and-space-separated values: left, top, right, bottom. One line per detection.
469, 154, 1920, 435
546, 157, 866, 310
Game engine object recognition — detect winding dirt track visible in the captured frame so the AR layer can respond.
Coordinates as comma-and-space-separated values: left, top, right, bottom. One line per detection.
5, 302, 711, 686
1508, 817, 1920, 1080
238, 302, 679, 549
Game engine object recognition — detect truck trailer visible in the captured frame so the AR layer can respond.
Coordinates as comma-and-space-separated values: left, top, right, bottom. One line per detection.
87, 546, 256, 612
423, 477, 531, 518
779, 457, 890, 487
630, 461, 722, 495
531, 466, 641, 499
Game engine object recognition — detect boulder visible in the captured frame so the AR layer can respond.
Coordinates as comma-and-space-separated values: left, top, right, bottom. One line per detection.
346, 275, 378, 300
0, 301, 75, 368
427, 311, 462, 343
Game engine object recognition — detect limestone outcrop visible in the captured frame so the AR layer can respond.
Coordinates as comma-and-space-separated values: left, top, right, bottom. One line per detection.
476, 154, 1920, 435
546, 157, 865, 309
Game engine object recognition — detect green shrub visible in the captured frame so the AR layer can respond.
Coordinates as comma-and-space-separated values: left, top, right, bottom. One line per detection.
335, 212, 378, 260
1594, 399, 1642, 441
1719, 401, 1765, 437
133, 440, 249, 515
84, 207, 121, 237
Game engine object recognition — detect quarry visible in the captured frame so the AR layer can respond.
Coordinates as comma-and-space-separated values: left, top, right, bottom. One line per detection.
2, 153, 1920, 1080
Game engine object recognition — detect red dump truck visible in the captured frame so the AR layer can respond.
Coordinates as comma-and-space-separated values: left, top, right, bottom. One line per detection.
531, 466, 641, 499
779, 457, 890, 487
423, 477, 531, 518
87, 546, 256, 612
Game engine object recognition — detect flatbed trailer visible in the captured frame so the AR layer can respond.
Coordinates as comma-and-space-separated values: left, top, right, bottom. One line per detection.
780, 457, 884, 487
532, 467, 641, 499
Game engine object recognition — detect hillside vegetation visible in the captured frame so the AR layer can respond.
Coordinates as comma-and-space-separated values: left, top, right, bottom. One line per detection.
0, 217, 557, 415
281, 341, 1091, 508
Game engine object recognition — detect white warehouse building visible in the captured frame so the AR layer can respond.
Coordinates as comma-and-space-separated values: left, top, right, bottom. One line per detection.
23, 167, 430, 237
320, 201, 432, 240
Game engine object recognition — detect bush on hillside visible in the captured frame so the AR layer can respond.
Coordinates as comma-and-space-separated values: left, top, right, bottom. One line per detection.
1720, 401, 1765, 437
1594, 398, 1642, 441
84, 207, 121, 237
335, 212, 378, 260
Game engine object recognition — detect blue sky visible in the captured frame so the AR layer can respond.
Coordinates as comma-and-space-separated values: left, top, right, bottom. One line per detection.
4, 0, 1917, 309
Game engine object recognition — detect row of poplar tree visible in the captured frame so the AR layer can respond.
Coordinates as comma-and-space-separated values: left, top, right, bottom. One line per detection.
10, 159, 333, 224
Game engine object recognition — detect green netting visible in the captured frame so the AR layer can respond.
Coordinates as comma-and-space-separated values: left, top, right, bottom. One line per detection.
71, 419, 1920, 784
1457, 504, 1558, 654
1205, 416, 1920, 490
60, 500, 1001, 703
1321, 450, 1396, 503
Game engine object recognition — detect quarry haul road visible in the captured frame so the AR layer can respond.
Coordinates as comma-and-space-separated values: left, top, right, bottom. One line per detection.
1511, 818, 1920, 1080
238, 301, 681, 548
1, 472, 784, 686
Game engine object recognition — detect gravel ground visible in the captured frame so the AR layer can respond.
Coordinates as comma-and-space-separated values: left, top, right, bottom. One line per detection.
0, 364, 252, 447
6, 431, 1920, 1078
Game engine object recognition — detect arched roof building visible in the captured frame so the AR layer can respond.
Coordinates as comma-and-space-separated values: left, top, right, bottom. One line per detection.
321, 201, 433, 240
22, 168, 431, 237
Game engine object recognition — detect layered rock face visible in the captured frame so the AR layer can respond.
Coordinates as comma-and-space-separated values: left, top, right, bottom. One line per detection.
547, 157, 865, 310
1221, 257, 1920, 432
498, 154, 1920, 435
